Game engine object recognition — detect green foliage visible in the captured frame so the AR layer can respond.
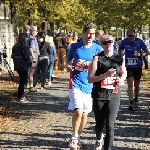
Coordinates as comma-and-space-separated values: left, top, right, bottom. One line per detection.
0, 0, 150, 32
145, 73, 150, 80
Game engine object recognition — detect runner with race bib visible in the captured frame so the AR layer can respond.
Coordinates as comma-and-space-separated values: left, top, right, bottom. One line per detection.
119, 28, 148, 111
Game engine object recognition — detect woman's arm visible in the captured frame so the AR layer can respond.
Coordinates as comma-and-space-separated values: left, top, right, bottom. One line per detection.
88, 56, 108, 83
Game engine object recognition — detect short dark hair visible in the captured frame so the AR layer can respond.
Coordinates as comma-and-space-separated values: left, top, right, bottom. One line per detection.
83, 23, 96, 33
127, 28, 136, 35
38, 32, 45, 38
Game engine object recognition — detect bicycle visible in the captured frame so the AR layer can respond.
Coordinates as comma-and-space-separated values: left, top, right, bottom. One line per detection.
0, 52, 15, 81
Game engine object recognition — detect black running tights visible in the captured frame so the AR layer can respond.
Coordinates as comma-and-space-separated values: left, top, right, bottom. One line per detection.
93, 97, 120, 150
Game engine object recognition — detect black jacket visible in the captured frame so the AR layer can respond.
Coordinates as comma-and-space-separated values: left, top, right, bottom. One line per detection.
11, 44, 30, 71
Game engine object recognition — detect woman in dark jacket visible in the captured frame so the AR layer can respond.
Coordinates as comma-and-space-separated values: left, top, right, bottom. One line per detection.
11, 33, 30, 103
33, 32, 50, 89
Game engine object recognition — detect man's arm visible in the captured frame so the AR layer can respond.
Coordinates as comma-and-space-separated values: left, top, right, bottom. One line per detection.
66, 58, 73, 66
141, 40, 148, 56
66, 44, 74, 72
141, 48, 148, 56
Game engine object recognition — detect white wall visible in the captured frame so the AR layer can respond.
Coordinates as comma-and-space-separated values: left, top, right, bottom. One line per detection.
0, 20, 14, 72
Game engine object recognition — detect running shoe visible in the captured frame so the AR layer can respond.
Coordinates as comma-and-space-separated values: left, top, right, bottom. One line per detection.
128, 103, 135, 111
77, 136, 82, 149
17, 97, 30, 104
69, 137, 78, 150
95, 133, 104, 150
29, 87, 38, 92
133, 99, 139, 109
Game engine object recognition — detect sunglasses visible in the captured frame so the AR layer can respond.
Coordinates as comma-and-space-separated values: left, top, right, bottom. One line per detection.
102, 40, 113, 45
128, 35, 134, 37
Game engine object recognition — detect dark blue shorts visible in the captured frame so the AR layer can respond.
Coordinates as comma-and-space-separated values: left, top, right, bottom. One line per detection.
126, 67, 142, 80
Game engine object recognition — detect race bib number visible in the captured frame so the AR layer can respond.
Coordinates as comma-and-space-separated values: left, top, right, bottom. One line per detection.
75, 59, 91, 71
101, 77, 117, 89
127, 58, 137, 65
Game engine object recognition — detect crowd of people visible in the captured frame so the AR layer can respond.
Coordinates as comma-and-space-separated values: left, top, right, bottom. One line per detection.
12, 25, 79, 103
11, 23, 149, 150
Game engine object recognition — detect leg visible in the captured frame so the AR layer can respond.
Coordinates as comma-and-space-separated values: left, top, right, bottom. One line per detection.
77, 92, 92, 136
33, 63, 41, 87
60, 48, 66, 71
93, 99, 107, 150
24, 68, 30, 88
29, 67, 35, 87
93, 100, 106, 140
17, 70, 28, 99
54, 49, 60, 70
72, 108, 84, 135
133, 67, 142, 104
40, 58, 48, 87
126, 67, 134, 101
68, 89, 90, 149
134, 80, 140, 98
48, 60, 55, 82
127, 77, 134, 101
78, 113, 88, 135
29, 56, 38, 88
29, 67, 38, 92
104, 95, 120, 150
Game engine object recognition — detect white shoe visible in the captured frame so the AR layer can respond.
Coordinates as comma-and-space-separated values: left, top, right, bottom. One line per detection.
69, 137, 78, 150
77, 136, 82, 149
52, 74, 57, 77
47, 82, 52, 85
95, 133, 104, 150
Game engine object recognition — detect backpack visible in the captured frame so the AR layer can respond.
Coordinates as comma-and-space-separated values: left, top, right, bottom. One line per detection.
11, 45, 30, 71
54, 35, 63, 49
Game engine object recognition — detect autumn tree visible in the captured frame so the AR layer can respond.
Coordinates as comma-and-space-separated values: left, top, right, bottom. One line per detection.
0, 0, 150, 33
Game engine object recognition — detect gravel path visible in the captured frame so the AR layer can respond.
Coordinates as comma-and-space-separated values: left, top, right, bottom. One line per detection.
0, 72, 150, 150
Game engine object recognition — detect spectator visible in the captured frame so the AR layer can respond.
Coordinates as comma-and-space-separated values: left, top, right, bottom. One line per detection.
33, 32, 51, 89
29, 26, 40, 92
54, 30, 67, 71
11, 33, 30, 103
24, 25, 30, 89
47, 40, 56, 85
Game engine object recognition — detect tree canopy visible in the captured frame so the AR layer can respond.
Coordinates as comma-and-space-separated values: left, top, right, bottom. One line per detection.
0, 0, 150, 33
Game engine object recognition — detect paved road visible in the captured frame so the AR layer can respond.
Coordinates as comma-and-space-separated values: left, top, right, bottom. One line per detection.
0, 72, 150, 150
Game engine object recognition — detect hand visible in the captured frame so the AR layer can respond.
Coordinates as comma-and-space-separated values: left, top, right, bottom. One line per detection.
116, 77, 124, 85
105, 68, 116, 77
66, 65, 73, 72
121, 50, 125, 56
141, 50, 144, 56
133, 51, 140, 57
